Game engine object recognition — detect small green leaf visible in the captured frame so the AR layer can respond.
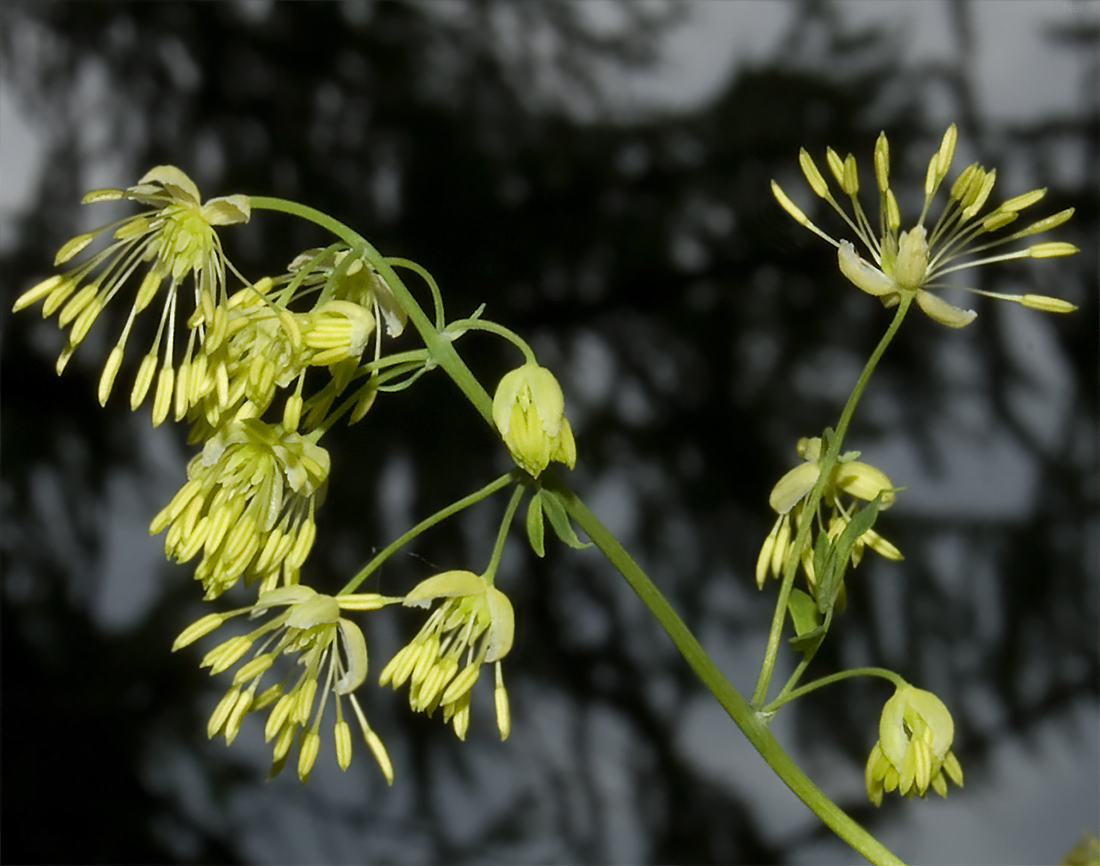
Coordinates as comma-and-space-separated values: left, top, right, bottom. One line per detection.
526, 490, 546, 558
819, 493, 883, 612
789, 598, 832, 657
787, 588, 822, 636
539, 488, 591, 550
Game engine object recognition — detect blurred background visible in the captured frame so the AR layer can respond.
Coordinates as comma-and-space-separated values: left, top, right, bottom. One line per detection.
1, 1, 1096, 863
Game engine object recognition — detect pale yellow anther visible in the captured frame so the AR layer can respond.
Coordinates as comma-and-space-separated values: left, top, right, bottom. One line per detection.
935, 123, 957, 183
297, 728, 321, 782
1019, 294, 1077, 313
334, 720, 353, 771
799, 149, 830, 197
208, 687, 240, 739
55, 231, 98, 266
1029, 241, 1078, 258
982, 210, 1017, 232
999, 187, 1047, 214
885, 190, 900, 232
841, 153, 859, 196
98, 345, 125, 406
488, 663, 508, 738
172, 612, 228, 651
12, 275, 64, 313
57, 285, 98, 327
771, 180, 812, 227
873, 133, 889, 192
950, 163, 979, 202
962, 169, 997, 219
152, 365, 175, 426
1017, 207, 1075, 237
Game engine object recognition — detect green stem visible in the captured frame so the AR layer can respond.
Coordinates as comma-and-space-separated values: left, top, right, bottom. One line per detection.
483, 485, 526, 585
550, 476, 904, 866
337, 471, 516, 595
445, 318, 537, 365
752, 296, 912, 705
764, 667, 905, 714
247, 198, 901, 861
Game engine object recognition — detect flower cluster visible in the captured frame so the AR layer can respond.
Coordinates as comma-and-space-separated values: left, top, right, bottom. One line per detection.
756, 436, 901, 597
772, 124, 1078, 326
173, 585, 399, 782
380, 570, 515, 741
865, 684, 963, 806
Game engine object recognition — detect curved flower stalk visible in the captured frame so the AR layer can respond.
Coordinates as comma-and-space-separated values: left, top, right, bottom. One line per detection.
379, 570, 514, 741
756, 436, 901, 594
150, 419, 330, 599
865, 684, 963, 806
771, 124, 1078, 327
173, 585, 400, 783
492, 362, 577, 478
12, 166, 250, 424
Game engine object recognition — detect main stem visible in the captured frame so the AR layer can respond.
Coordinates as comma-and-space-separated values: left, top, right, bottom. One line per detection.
551, 477, 904, 866
752, 297, 912, 705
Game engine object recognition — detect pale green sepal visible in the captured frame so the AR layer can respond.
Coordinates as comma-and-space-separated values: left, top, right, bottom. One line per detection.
837, 242, 895, 297
139, 165, 201, 204
202, 194, 252, 225
403, 570, 487, 607
484, 587, 515, 662
769, 462, 819, 515
285, 594, 341, 629
253, 584, 317, 611
335, 619, 368, 694
915, 288, 976, 328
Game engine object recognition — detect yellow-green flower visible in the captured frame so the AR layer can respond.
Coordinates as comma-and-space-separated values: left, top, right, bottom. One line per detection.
865, 684, 963, 806
173, 584, 399, 783
772, 124, 1078, 327
492, 363, 577, 477
756, 437, 901, 592
379, 570, 514, 741
150, 419, 329, 599
12, 166, 250, 424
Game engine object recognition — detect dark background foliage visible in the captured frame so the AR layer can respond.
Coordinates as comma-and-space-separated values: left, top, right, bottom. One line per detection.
1, 1, 1096, 863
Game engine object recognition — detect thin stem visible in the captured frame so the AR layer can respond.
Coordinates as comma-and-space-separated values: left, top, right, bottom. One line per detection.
752, 295, 912, 706
337, 471, 516, 595
483, 485, 526, 585
445, 318, 537, 365
550, 475, 904, 866
764, 667, 905, 714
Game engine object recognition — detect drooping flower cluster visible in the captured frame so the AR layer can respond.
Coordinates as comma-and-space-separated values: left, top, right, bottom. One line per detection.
173, 585, 400, 782
865, 684, 963, 806
771, 124, 1078, 326
756, 436, 901, 598
150, 419, 331, 599
13, 166, 251, 424
380, 570, 514, 740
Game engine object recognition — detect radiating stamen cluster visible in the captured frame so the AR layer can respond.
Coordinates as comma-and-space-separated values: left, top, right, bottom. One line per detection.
757, 437, 901, 596
173, 585, 399, 783
12, 166, 251, 424
772, 124, 1079, 327
151, 419, 330, 599
865, 684, 963, 806
380, 570, 514, 741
